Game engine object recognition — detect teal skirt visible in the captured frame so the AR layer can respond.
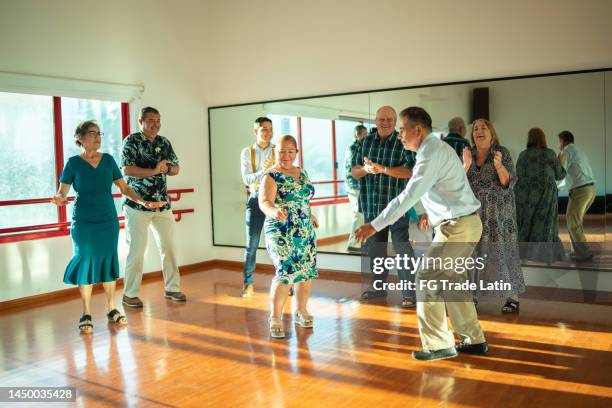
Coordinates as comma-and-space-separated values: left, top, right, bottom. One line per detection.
63, 219, 120, 285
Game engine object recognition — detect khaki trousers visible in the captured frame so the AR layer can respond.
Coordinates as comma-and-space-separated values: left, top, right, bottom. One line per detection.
124, 206, 181, 297
566, 184, 595, 257
416, 214, 486, 351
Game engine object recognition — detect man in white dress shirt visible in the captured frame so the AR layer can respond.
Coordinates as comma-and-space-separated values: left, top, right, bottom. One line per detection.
356, 106, 488, 361
558, 130, 596, 261
240, 117, 275, 297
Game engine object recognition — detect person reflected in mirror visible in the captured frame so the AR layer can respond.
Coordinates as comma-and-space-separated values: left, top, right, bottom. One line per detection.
463, 118, 524, 313
557, 130, 596, 262
344, 124, 368, 253
239, 117, 276, 298
259, 135, 319, 339
355, 107, 487, 361
120, 107, 185, 308
52, 120, 166, 334
351, 106, 417, 307
514, 128, 566, 263
443, 116, 470, 159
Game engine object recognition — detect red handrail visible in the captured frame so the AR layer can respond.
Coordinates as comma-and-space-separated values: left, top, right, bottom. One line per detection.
310, 180, 345, 185
0, 189, 195, 244
311, 194, 348, 201
0, 209, 195, 236
311, 198, 349, 207
0, 188, 194, 207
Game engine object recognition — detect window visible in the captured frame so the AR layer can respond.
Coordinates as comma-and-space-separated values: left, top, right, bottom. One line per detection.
0, 91, 131, 242
61, 97, 124, 217
61, 97, 123, 161
0, 92, 56, 229
301, 117, 334, 199
335, 120, 363, 196
269, 114, 298, 143
267, 113, 372, 205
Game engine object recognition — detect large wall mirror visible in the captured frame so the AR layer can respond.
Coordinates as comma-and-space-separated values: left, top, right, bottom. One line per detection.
209, 68, 611, 271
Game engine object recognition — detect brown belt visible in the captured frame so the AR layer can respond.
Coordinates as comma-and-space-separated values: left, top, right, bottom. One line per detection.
570, 182, 594, 193
444, 211, 478, 223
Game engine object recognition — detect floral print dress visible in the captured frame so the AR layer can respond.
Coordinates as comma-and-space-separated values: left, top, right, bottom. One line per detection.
264, 170, 318, 284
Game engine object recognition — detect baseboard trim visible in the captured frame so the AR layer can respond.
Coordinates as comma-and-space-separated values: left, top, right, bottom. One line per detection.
317, 234, 350, 247
0, 260, 218, 313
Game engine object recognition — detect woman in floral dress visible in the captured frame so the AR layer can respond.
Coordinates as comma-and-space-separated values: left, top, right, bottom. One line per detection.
259, 135, 319, 339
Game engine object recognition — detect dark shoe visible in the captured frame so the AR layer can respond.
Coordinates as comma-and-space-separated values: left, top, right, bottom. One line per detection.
361, 289, 386, 300
78, 314, 93, 334
412, 347, 458, 361
165, 291, 187, 302
122, 295, 143, 308
501, 300, 519, 314
106, 309, 127, 326
569, 252, 594, 262
401, 297, 417, 308
456, 341, 488, 355
347, 246, 362, 254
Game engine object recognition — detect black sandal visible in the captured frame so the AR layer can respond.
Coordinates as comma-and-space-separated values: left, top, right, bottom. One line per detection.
107, 309, 127, 326
79, 314, 93, 333
502, 300, 519, 314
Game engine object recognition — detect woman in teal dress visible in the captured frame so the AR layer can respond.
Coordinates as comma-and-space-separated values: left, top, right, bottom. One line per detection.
52, 120, 165, 334
259, 135, 319, 339
514, 127, 566, 263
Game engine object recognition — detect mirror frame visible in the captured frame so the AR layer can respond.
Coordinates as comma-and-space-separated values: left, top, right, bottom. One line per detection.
207, 66, 612, 271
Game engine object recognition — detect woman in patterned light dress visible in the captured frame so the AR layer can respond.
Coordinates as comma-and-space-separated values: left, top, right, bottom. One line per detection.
514, 128, 566, 264
463, 118, 525, 313
259, 135, 319, 339
51, 120, 165, 334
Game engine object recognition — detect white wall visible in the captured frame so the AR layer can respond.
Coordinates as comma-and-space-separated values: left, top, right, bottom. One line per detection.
0, 0, 212, 301
207, 0, 612, 105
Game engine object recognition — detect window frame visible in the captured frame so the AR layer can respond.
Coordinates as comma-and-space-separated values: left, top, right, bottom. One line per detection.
295, 115, 377, 207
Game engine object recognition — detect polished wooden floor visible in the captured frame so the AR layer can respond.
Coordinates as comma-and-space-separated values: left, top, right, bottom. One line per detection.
1, 268, 611, 407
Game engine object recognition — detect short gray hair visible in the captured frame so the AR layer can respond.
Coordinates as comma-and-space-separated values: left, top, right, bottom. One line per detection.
448, 117, 466, 133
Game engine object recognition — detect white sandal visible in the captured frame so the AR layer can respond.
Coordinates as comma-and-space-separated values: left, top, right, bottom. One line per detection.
295, 311, 314, 328
269, 316, 285, 339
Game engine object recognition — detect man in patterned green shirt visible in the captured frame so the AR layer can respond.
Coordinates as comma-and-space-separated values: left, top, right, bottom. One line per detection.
351, 106, 417, 305
120, 106, 186, 308
344, 124, 368, 252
